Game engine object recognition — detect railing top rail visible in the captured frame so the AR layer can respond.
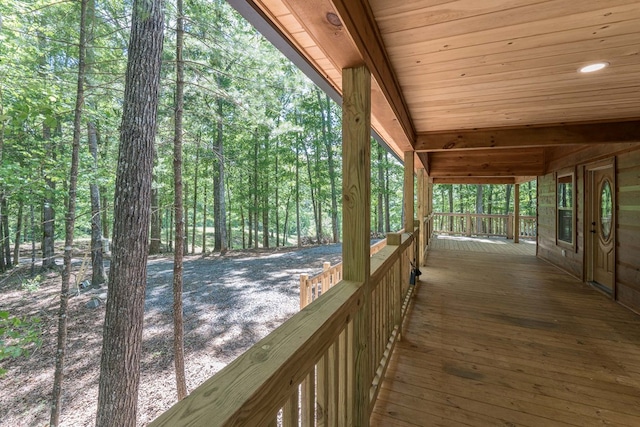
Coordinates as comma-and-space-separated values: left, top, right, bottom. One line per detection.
432, 212, 536, 219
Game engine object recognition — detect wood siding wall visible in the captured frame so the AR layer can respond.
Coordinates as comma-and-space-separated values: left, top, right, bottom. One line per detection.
538, 148, 640, 315
537, 170, 583, 279
617, 150, 640, 313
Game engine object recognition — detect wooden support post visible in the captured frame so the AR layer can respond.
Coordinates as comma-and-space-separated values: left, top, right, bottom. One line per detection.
465, 212, 472, 237
417, 168, 425, 265
427, 177, 433, 246
342, 65, 371, 427
514, 183, 520, 244
404, 152, 414, 233
387, 232, 402, 342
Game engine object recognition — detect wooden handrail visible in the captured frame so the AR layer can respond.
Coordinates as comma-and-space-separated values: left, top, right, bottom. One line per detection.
151, 230, 419, 426
432, 212, 536, 238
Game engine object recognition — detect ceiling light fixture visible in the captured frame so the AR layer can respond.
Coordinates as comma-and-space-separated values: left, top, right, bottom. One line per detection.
579, 62, 609, 73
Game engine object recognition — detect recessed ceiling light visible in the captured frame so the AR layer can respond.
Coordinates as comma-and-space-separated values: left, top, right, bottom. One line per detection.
579, 62, 609, 73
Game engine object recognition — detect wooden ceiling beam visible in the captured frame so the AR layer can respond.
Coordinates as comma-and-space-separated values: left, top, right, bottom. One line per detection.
330, 0, 416, 144
422, 148, 546, 178
415, 120, 640, 152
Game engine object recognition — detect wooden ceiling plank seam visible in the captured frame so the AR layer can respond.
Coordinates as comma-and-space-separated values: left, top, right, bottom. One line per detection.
379, 1, 640, 50
374, 0, 557, 33
408, 80, 640, 106
396, 43, 640, 79
391, 29, 640, 75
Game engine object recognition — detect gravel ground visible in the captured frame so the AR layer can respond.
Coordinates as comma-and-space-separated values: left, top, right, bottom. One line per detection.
0, 244, 343, 427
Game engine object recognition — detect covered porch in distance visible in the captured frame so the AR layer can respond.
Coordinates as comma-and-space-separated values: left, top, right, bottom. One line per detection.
373, 240, 640, 426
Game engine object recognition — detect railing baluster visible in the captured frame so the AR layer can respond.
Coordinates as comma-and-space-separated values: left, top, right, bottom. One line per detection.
316, 354, 328, 427
283, 389, 299, 427
301, 371, 314, 427
337, 329, 347, 427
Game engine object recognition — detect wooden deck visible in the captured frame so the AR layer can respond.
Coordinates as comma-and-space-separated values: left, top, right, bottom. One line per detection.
430, 234, 536, 256
372, 238, 640, 426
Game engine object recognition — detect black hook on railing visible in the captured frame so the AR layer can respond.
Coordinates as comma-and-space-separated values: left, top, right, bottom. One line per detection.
409, 259, 422, 285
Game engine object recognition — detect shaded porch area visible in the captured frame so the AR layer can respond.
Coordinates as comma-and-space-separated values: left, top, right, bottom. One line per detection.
373, 239, 640, 426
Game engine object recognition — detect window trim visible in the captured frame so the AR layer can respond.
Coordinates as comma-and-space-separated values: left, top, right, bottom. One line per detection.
556, 169, 576, 251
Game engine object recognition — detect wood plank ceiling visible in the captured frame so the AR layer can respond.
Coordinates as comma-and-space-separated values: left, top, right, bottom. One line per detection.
245, 0, 640, 183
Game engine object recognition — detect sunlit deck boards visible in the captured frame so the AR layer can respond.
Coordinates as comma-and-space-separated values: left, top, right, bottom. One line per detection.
430, 234, 536, 256
372, 242, 640, 426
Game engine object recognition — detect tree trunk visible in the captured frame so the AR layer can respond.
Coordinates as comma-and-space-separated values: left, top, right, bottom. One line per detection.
191, 135, 200, 254
100, 193, 109, 239
505, 184, 512, 214
39, 32, 56, 271
201, 178, 207, 253
0, 87, 5, 272
377, 145, 384, 234
183, 182, 188, 255
274, 136, 280, 247
282, 190, 291, 246
88, 122, 106, 285
253, 136, 259, 249
149, 142, 161, 255
318, 91, 339, 243
149, 185, 161, 254
0, 201, 5, 273
475, 184, 484, 234
384, 152, 390, 233
304, 143, 320, 242
1, 196, 10, 268
448, 185, 454, 230
95, 0, 164, 424
213, 97, 227, 254
30, 201, 36, 277
13, 200, 23, 266
295, 127, 301, 248
171, 0, 188, 400
51, 0, 87, 423
262, 185, 269, 248
487, 184, 494, 233
240, 206, 246, 249
247, 177, 253, 248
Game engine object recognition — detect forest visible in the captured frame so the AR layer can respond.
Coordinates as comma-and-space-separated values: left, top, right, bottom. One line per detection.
0, 0, 536, 425
0, 0, 536, 273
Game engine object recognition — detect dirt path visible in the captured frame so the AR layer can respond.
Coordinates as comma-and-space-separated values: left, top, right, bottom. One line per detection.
0, 244, 342, 427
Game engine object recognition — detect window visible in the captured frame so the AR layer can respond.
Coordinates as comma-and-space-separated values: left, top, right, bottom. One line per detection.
557, 172, 575, 247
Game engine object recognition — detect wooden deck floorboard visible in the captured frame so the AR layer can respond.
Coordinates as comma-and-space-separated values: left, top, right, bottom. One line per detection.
372, 237, 640, 426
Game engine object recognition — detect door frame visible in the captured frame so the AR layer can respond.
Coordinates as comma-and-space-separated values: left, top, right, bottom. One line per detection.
584, 157, 616, 299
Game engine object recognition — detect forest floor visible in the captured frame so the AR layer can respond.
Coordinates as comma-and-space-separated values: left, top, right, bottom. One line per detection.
0, 243, 343, 426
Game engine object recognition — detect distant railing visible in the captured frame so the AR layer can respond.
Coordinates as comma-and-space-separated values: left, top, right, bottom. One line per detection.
299, 238, 387, 309
432, 212, 536, 239
151, 229, 419, 426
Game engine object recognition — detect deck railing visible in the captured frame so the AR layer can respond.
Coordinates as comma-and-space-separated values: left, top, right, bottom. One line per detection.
432, 212, 536, 238
299, 238, 387, 309
151, 229, 419, 426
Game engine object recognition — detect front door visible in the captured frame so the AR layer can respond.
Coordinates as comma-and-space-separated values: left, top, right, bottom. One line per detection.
587, 163, 615, 294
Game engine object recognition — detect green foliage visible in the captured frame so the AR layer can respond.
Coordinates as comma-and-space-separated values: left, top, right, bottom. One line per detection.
433, 182, 537, 216
0, 311, 42, 376
21, 275, 42, 293
1, 0, 406, 256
